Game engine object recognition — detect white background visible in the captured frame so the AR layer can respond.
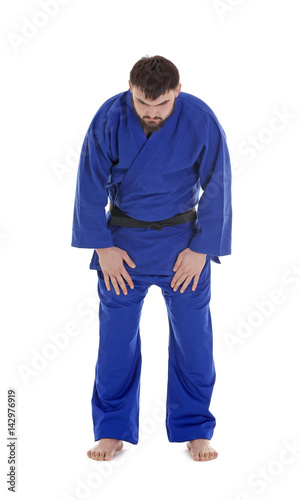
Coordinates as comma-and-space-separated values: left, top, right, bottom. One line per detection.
1, 0, 300, 499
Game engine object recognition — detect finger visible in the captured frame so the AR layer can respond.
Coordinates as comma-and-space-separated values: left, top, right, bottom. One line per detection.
173, 254, 183, 272
110, 276, 120, 296
170, 270, 184, 288
171, 271, 186, 289
173, 272, 189, 291
180, 276, 193, 293
121, 270, 134, 289
103, 273, 111, 291
192, 274, 200, 291
116, 274, 128, 295
122, 252, 136, 269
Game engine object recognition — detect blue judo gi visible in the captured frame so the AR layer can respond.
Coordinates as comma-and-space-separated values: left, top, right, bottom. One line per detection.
71, 89, 232, 444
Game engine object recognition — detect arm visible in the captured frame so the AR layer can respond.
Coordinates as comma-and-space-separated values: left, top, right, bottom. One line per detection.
188, 113, 232, 256
71, 109, 136, 295
71, 113, 115, 249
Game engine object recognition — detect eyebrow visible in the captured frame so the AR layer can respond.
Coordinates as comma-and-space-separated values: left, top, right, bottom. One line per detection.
135, 97, 170, 106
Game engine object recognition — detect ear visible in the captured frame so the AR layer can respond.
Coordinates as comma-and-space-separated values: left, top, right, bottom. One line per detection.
176, 83, 182, 97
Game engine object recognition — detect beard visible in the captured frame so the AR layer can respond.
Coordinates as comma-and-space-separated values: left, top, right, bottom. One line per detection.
131, 96, 177, 134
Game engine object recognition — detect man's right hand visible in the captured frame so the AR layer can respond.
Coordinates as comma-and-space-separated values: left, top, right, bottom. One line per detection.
95, 246, 136, 295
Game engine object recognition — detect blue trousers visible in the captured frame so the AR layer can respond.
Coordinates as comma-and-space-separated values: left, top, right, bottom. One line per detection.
91, 256, 216, 445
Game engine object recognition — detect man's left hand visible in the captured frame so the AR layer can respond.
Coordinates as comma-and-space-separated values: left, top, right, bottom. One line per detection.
171, 248, 207, 293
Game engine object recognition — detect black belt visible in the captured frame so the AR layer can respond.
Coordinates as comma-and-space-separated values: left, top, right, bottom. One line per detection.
108, 201, 197, 231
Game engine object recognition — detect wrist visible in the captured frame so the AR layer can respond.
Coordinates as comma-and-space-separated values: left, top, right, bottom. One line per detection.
96, 246, 114, 254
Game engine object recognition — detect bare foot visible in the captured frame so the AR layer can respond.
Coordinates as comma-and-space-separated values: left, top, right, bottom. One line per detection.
87, 438, 123, 461
186, 439, 218, 461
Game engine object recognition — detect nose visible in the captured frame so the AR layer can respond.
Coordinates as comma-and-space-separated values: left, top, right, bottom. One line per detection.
146, 107, 159, 119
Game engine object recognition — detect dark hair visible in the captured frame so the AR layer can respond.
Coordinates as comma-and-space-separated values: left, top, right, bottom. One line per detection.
129, 55, 180, 101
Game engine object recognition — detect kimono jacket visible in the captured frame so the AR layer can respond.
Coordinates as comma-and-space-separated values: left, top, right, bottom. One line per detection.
71, 89, 232, 275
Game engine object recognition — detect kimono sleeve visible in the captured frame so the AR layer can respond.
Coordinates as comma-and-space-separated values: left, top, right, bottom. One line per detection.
188, 113, 232, 256
71, 116, 115, 249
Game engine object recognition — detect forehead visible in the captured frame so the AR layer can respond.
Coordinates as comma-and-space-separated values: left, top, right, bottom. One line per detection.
132, 85, 172, 105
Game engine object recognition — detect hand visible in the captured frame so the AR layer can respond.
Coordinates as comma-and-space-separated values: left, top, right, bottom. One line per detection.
171, 248, 207, 293
96, 246, 136, 295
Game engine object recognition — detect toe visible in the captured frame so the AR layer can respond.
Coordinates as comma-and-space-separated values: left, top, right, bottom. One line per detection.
209, 448, 218, 459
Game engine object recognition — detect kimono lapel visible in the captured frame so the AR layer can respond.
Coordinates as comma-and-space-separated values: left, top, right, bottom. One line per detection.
115, 90, 182, 206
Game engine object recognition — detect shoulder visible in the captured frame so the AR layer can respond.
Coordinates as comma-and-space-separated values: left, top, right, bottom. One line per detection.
179, 91, 226, 136
89, 91, 127, 131
179, 92, 219, 121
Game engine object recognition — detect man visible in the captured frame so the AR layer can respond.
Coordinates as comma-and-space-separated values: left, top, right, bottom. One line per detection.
71, 55, 232, 462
